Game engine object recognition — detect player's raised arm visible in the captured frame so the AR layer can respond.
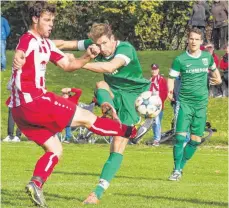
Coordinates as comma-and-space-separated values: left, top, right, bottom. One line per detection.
52, 40, 78, 50
49, 39, 97, 72
56, 52, 92, 72
83, 57, 125, 73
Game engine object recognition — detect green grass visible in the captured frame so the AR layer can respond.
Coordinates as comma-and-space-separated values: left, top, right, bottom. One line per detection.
1, 143, 228, 208
1, 50, 228, 207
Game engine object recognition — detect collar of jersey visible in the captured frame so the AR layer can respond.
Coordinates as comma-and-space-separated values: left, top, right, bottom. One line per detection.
104, 40, 120, 60
28, 30, 44, 41
186, 50, 202, 59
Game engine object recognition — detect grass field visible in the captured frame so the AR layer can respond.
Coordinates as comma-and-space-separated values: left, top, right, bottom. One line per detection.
1, 50, 228, 207
1, 143, 228, 208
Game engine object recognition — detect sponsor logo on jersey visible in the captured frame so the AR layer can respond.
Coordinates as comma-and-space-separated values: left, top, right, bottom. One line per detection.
185, 68, 208, 73
202, 58, 208, 66
40, 61, 47, 71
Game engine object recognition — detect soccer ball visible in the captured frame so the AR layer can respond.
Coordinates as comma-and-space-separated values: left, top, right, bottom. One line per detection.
135, 91, 162, 118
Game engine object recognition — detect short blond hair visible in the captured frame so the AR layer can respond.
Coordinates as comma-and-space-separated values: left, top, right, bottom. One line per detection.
88, 23, 113, 41
188, 28, 203, 40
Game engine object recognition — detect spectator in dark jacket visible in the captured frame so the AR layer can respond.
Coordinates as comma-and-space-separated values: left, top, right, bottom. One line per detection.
146, 64, 168, 146
211, 0, 228, 49
1, 16, 11, 71
189, 0, 210, 43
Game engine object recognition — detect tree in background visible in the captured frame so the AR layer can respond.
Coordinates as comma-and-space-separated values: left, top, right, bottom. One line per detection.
2, 0, 212, 51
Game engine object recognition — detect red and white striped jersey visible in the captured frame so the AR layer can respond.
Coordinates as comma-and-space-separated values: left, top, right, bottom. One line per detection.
7, 31, 65, 107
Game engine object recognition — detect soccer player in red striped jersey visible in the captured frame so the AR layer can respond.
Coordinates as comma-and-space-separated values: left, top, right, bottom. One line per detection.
7, 2, 136, 207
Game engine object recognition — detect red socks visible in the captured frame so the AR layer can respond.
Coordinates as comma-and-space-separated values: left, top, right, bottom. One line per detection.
89, 117, 132, 137
32, 152, 58, 188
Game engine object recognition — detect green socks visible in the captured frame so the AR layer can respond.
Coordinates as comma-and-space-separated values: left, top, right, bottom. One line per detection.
94, 152, 123, 199
96, 88, 114, 107
173, 134, 186, 171
180, 140, 201, 170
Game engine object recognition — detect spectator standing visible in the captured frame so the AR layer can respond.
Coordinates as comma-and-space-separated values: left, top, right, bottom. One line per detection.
219, 44, 228, 96
3, 80, 21, 142
3, 108, 22, 142
211, 0, 228, 49
189, 0, 210, 43
146, 64, 168, 146
1, 15, 11, 71
61, 88, 82, 143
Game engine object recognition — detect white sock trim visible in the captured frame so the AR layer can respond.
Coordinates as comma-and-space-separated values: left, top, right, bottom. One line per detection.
98, 179, 110, 190
44, 153, 56, 172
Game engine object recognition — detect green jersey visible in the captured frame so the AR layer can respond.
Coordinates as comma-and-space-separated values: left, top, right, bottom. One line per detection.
169, 51, 216, 105
78, 39, 150, 92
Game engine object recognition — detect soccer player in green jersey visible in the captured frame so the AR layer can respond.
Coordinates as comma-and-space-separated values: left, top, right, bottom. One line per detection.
53, 23, 150, 203
167, 28, 222, 181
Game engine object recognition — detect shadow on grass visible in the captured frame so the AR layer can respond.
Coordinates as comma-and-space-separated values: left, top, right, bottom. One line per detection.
1, 188, 82, 207
115, 193, 228, 207
1, 189, 32, 207
53, 171, 163, 181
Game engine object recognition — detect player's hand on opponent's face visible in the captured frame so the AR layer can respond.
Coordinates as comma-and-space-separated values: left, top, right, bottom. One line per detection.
13, 50, 26, 70
87, 44, 100, 59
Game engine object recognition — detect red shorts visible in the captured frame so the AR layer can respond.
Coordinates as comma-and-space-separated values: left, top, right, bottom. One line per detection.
12, 92, 76, 145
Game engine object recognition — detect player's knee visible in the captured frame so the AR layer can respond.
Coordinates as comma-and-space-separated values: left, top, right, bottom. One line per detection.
43, 135, 63, 158
175, 133, 187, 144
96, 81, 109, 89
190, 134, 201, 142
53, 146, 63, 159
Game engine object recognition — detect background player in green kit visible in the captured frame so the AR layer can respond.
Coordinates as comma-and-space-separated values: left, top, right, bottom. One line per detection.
53, 23, 150, 204
167, 28, 222, 181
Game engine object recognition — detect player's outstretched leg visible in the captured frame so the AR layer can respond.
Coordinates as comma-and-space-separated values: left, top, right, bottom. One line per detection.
71, 107, 137, 139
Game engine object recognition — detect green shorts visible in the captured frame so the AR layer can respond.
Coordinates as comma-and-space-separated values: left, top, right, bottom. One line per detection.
112, 87, 149, 125
176, 102, 207, 137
